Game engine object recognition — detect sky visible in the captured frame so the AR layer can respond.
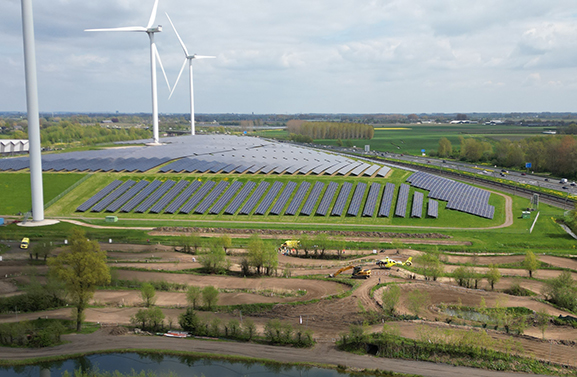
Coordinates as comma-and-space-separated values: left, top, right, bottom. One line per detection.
2, 0, 577, 114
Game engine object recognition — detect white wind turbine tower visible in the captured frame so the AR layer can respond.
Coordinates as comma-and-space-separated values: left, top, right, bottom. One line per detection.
166, 13, 215, 136
86, 0, 171, 145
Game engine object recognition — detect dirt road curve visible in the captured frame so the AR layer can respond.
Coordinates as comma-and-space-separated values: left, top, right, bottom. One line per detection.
0, 330, 548, 377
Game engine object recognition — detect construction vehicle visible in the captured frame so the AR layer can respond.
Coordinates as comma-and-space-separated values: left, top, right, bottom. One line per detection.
281, 240, 301, 249
329, 265, 371, 279
376, 256, 412, 269
20, 237, 29, 249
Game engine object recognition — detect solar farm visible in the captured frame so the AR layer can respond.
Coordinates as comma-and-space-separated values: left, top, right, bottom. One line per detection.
7, 135, 503, 227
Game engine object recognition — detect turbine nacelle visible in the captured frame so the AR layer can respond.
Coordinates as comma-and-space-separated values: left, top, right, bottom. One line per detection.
147, 25, 163, 33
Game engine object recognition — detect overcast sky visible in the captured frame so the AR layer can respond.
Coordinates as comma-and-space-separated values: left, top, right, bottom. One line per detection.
2, 0, 577, 114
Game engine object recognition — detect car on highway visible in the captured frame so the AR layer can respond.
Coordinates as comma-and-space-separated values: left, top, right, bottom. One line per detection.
521, 173, 526, 176
501, 169, 508, 173
562, 186, 569, 190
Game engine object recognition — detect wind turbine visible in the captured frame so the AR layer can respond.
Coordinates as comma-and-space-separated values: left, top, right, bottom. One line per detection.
166, 13, 215, 136
85, 0, 171, 145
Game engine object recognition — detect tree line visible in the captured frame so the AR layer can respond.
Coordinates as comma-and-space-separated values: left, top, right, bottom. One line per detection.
435, 134, 577, 178
287, 120, 374, 140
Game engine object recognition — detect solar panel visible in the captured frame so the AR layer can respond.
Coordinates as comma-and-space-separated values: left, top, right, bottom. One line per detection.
350, 163, 370, 176
209, 181, 244, 214
363, 164, 381, 176
331, 182, 353, 216
195, 181, 229, 214
362, 183, 381, 217
376, 166, 391, 177
164, 181, 203, 214
134, 180, 175, 213
300, 182, 324, 216
120, 180, 163, 213
316, 182, 338, 216
224, 181, 256, 215
91, 180, 136, 212
285, 182, 311, 215
427, 199, 439, 218
106, 180, 150, 212
347, 182, 367, 216
179, 181, 216, 214
411, 191, 424, 218
253, 181, 283, 215
394, 184, 410, 218
378, 183, 395, 217
76, 180, 122, 212
149, 180, 190, 213
337, 162, 361, 176
269, 181, 297, 215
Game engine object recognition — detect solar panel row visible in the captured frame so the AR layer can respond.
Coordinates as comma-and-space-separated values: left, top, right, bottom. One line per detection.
241, 181, 271, 215
427, 199, 439, 218
106, 180, 150, 212
376, 166, 391, 177
300, 182, 324, 216
331, 182, 353, 216
254, 181, 284, 215
149, 180, 189, 213
76, 180, 122, 212
210, 181, 244, 214
411, 191, 424, 218
91, 180, 136, 212
120, 180, 163, 213
224, 181, 256, 215
178, 181, 216, 214
378, 183, 395, 217
407, 171, 494, 219
394, 184, 410, 217
164, 181, 203, 214
270, 181, 297, 215
195, 181, 229, 214
285, 182, 311, 215
134, 180, 176, 213
347, 182, 367, 216
316, 182, 338, 216
362, 183, 381, 217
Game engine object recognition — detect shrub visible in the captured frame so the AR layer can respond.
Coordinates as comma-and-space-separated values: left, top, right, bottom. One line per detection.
543, 270, 577, 312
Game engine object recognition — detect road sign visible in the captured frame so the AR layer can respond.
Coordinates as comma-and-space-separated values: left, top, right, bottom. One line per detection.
525, 162, 532, 168
421, 149, 426, 153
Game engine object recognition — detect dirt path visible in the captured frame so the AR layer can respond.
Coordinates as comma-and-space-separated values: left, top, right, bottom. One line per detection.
0, 329, 548, 377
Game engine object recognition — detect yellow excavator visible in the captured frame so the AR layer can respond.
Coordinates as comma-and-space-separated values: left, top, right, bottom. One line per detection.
329, 265, 371, 279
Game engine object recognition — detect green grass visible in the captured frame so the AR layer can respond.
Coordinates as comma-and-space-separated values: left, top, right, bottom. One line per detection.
0, 172, 86, 215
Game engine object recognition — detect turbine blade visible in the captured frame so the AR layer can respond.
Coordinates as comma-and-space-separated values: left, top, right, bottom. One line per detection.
146, 0, 160, 29
154, 45, 172, 92
165, 12, 189, 56
85, 26, 147, 32
193, 55, 216, 59
169, 58, 188, 99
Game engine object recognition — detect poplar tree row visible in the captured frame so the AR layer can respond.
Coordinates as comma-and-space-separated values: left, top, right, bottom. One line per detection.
288, 121, 374, 140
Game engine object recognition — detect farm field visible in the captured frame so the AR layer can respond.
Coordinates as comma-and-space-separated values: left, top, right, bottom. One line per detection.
258, 124, 552, 155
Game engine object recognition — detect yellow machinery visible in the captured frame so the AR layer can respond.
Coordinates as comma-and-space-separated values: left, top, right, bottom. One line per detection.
329, 265, 371, 279
376, 256, 412, 269
20, 237, 30, 249
281, 240, 301, 249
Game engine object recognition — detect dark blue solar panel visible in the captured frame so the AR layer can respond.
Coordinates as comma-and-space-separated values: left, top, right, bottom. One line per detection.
178, 181, 216, 214
411, 191, 424, 218
254, 181, 283, 215
149, 180, 189, 213
242, 181, 272, 215
378, 183, 395, 217
164, 181, 203, 214
77, 180, 122, 212
121, 180, 162, 213
106, 180, 150, 212
193, 181, 229, 214
209, 181, 243, 214
225, 181, 256, 215
394, 184, 410, 217
427, 199, 439, 218
134, 180, 175, 213
300, 182, 324, 216
347, 182, 367, 216
91, 180, 136, 212
285, 182, 311, 215
331, 182, 353, 216
362, 183, 381, 217
269, 181, 297, 215
316, 182, 338, 216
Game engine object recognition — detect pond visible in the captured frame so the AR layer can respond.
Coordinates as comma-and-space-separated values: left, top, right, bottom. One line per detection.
1, 352, 346, 377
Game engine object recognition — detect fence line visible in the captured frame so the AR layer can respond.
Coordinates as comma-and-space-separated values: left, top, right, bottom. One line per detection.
44, 173, 93, 210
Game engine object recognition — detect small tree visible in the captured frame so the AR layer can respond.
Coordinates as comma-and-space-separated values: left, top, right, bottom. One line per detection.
263, 244, 279, 276
186, 286, 201, 309
202, 285, 219, 310
198, 240, 226, 274
407, 289, 429, 317
415, 253, 444, 281
523, 251, 540, 278
535, 308, 549, 339
243, 318, 256, 341
140, 283, 157, 307
486, 264, 501, 290
453, 265, 475, 288
247, 234, 266, 274
542, 270, 577, 311
220, 235, 232, 253
179, 307, 200, 333
381, 284, 401, 316
313, 233, 329, 258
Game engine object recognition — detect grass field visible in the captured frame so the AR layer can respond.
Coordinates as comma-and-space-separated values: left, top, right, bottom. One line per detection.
256, 124, 552, 155
44, 170, 505, 229
0, 172, 87, 215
